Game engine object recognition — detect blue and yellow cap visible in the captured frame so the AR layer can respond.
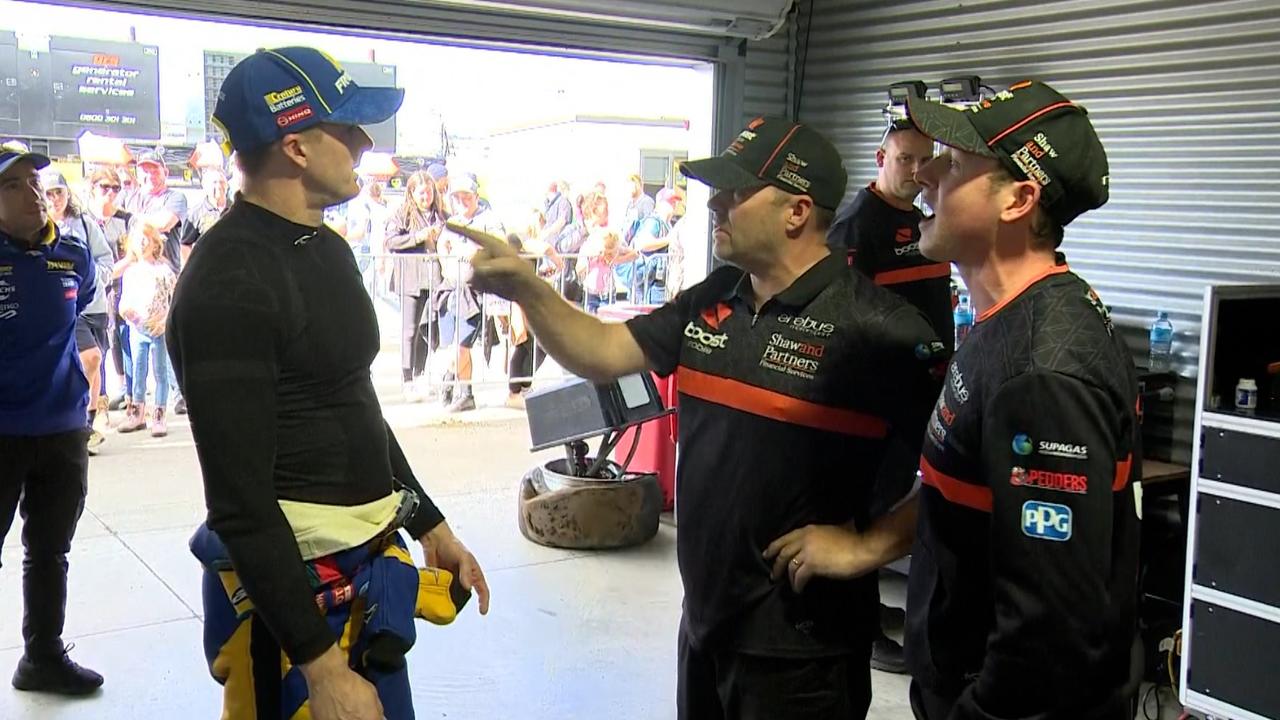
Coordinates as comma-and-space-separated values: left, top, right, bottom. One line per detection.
212, 46, 404, 154
0, 148, 50, 178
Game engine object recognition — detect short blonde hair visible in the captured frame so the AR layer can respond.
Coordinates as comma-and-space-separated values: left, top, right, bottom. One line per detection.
128, 221, 165, 260
590, 227, 621, 250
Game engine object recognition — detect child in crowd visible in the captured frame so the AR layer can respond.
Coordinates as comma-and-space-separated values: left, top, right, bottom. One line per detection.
576, 228, 636, 314
113, 222, 177, 437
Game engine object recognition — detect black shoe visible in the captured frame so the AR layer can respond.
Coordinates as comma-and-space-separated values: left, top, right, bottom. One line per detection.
879, 603, 906, 630
107, 394, 127, 411
174, 397, 187, 415
12, 646, 103, 696
870, 635, 907, 674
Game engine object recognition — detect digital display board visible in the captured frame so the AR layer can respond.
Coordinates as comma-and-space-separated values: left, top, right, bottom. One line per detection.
0, 32, 19, 135
46, 36, 160, 139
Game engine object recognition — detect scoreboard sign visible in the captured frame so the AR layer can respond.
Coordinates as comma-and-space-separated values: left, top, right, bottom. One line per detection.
0, 31, 18, 136
47, 36, 160, 139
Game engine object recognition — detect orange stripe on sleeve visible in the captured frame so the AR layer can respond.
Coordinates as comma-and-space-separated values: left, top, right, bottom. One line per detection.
1113, 455, 1133, 492
675, 366, 889, 439
875, 263, 952, 286
920, 457, 993, 512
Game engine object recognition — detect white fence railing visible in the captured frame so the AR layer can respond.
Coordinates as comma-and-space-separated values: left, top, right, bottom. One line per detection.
357, 251, 672, 392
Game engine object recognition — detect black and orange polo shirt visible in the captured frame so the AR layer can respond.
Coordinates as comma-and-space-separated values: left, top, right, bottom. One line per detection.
828, 183, 954, 350
905, 258, 1142, 716
627, 252, 943, 655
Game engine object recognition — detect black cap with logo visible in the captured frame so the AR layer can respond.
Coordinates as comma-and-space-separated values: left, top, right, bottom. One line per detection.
905, 80, 1109, 226
679, 117, 847, 210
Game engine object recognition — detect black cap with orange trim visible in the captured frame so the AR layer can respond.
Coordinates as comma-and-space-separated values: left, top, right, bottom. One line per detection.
905, 80, 1109, 226
679, 116, 847, 210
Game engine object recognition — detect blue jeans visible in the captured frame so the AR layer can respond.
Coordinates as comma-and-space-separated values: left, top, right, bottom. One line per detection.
130, 329, 170, 408
586, 293, 610, 315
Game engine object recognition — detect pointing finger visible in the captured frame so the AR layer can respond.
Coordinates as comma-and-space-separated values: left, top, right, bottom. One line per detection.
445, 221, 506, 251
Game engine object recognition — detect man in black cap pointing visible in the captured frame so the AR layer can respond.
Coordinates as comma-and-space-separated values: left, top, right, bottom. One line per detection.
902, 81, 1140, 719
459, 117, 945, 718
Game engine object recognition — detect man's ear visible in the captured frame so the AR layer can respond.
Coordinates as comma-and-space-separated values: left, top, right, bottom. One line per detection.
784, 194, 814, 235
279, 131, 310, 171
875, 148, 886, 169
1000, 178, 1041, 225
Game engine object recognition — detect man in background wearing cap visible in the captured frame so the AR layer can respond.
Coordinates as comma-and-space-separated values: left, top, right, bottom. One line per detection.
169, 47, 490, 720
899, 81, 1141, 719
0, 147, 104, 695
825, 116, 951, 675
461, 117, 944, 718
126, 151, 189, 414
125, 151, 187, 273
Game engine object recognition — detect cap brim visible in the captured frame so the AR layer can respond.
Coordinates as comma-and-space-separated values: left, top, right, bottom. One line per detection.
905, 95, 996, 157
0, 152, 51, 177
327, 87, 406, 127
679, 157, 768, 192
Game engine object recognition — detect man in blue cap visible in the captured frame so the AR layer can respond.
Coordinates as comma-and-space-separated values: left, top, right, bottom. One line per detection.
0, 144, 104, 695
169, 48, 490, 720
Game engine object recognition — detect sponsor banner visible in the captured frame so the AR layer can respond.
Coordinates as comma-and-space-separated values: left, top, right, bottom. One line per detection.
35, 36, 162, 139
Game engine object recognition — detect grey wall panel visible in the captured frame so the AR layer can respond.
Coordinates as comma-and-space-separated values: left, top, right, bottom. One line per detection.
58, 0, 731, 61
743, 30, 793, 123
798, 0, 1280, 462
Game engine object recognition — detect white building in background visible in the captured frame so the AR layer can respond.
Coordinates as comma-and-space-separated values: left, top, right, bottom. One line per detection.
470, 114, 688, 217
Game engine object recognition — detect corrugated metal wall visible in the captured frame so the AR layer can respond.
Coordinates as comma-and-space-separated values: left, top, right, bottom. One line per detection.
70, 0, 732, 61
797, 0, 1280, 462
743, 27, 795, 123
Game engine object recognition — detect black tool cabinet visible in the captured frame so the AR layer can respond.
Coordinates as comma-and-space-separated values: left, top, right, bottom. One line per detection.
1180, 284, 1280, 720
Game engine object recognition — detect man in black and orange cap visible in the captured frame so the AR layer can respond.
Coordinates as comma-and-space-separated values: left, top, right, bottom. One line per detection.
897, 81, 1141, 719
460, 117, 945, 718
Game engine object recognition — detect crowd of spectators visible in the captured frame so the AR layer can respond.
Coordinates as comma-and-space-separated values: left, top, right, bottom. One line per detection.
329, 164, 691, 411
18, 141, 691, 427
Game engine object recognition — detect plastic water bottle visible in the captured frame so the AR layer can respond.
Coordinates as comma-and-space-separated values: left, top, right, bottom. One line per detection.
954, 292, 974, 349
1148, 311, 1174, 372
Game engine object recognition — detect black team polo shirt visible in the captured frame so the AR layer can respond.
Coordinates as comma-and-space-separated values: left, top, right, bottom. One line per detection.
829, 183, 954, 351
626, 252, 945, 656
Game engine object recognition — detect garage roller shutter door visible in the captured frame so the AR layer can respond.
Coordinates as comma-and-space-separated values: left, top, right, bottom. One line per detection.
798, 0, 1280, 462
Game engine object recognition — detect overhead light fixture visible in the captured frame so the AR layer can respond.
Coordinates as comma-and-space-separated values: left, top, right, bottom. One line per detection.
887, 81, 927, 106
412, 0, 792, 40
939, 76, 982, 103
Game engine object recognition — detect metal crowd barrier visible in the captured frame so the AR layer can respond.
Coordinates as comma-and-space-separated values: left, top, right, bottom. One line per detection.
355, 250, 672, 391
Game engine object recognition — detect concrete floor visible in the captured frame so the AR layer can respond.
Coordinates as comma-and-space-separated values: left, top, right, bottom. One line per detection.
0, 330, 1182, 719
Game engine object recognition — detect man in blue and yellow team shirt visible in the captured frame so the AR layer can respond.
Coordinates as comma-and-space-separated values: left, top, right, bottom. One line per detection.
0, 146, 104, 696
